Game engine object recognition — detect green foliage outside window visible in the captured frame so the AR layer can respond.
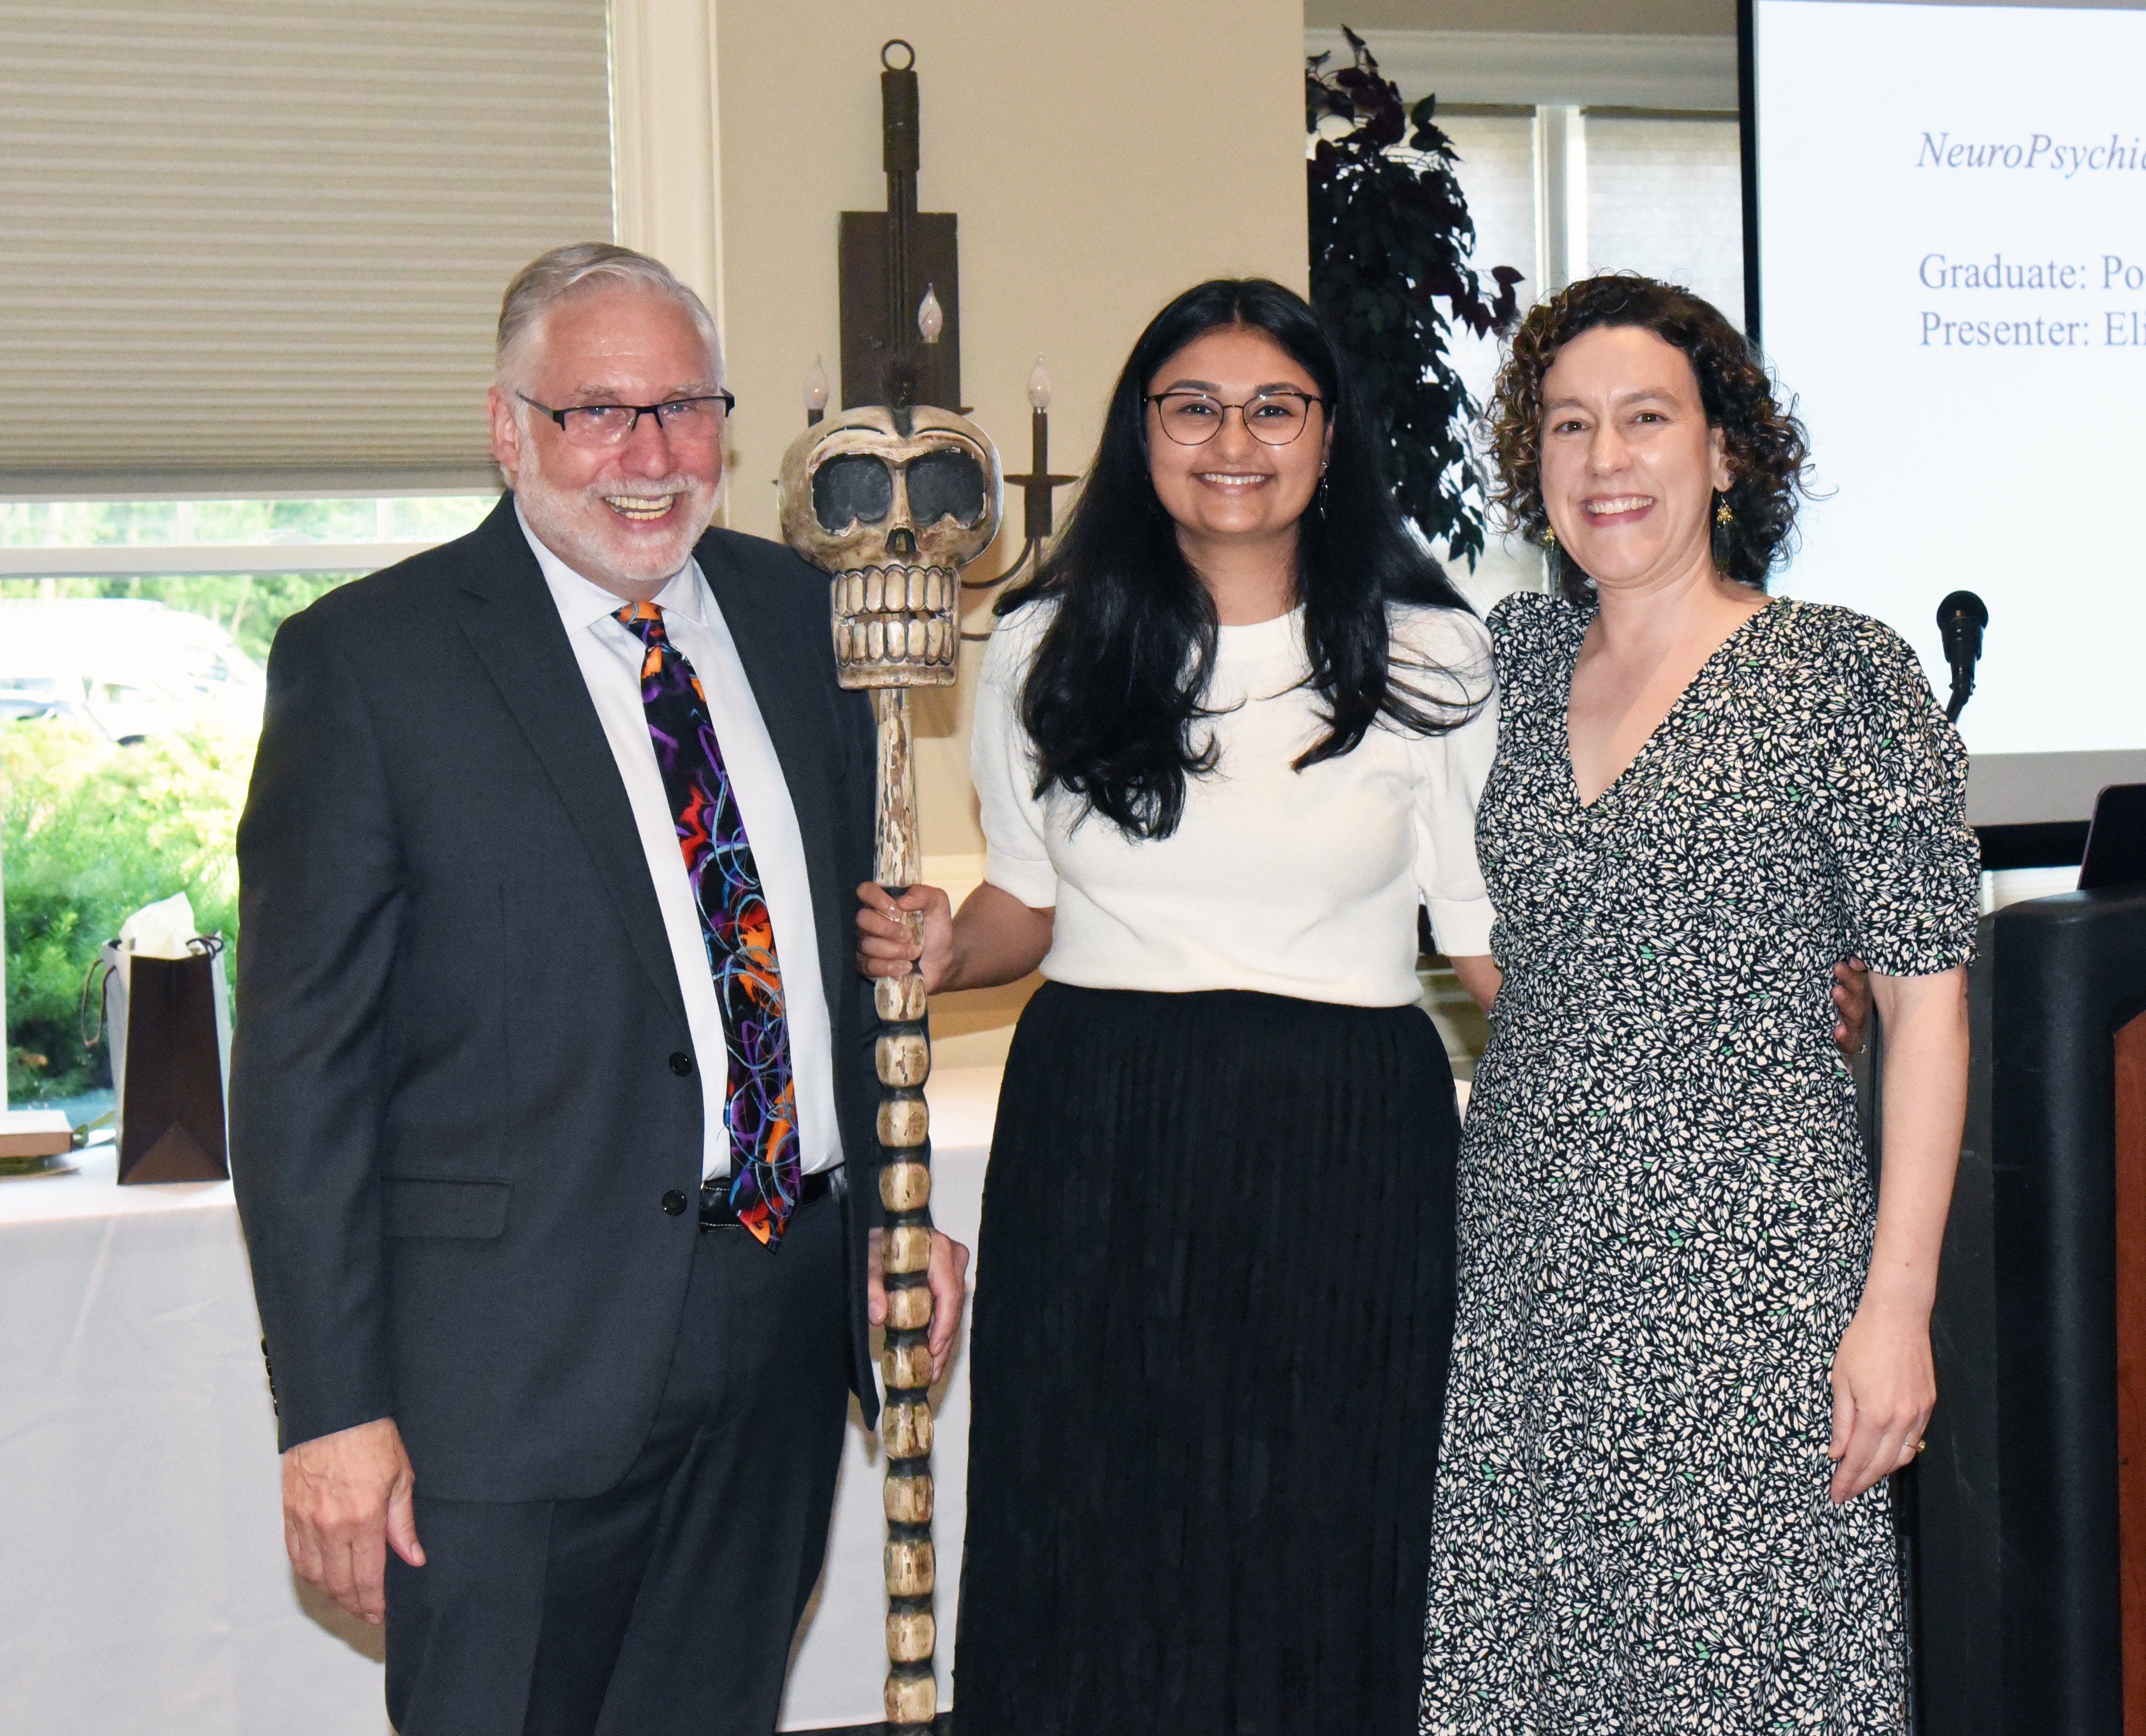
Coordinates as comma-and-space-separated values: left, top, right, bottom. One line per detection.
0, 493, 489, 547
2, 570, 344, 1101
0, 494, 493, 1104
3, 721, 249, 1102
0, 492, 492, 661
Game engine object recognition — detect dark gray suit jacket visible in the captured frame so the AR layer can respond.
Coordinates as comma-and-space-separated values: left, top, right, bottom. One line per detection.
230, 496, 881, 1503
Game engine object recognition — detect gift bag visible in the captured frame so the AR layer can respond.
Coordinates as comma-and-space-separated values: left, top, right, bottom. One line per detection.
91, 894, 232, 1184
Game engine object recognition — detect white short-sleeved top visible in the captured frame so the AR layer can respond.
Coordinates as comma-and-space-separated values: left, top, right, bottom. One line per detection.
972, 598, 1499, 1008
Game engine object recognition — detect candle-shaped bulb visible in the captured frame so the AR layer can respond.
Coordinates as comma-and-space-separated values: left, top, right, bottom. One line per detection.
1027, 356, 1052, 411
804, 356, 830, 413
917, 284, 944, 345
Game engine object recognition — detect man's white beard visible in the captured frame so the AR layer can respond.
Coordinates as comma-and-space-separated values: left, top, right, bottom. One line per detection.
515, 464, 717, 594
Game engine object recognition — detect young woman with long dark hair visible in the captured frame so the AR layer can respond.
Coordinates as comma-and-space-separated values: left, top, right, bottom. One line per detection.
854, 277, 1498, 1734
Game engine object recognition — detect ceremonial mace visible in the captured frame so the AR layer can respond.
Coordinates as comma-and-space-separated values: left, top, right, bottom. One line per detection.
780, 407, 1000, 1730
772, 57, 995, 1733
778, 42, 1070, 1729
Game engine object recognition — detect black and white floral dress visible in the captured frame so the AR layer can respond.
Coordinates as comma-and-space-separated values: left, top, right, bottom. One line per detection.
1419, 593, 1980, 1733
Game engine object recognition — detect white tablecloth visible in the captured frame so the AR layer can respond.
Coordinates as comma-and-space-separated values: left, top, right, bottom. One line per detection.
0, 1068, 999, 1735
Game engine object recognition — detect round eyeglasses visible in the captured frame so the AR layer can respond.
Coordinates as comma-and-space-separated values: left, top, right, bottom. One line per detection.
517, 391, 735, 448
1144, 389, 1326, 447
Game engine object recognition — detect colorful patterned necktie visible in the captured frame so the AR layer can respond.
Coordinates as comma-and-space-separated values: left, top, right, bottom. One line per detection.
615, 600, 801, 1248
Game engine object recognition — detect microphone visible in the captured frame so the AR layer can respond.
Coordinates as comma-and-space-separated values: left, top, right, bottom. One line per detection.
1936, 590, 1988, 724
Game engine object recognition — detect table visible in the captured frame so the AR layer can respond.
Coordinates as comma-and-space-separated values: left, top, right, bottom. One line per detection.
0, 1068, 1000, 1735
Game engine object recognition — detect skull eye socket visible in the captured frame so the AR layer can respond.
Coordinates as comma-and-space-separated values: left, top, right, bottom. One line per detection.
812, 454, 894, 530
906, 449, 987, 528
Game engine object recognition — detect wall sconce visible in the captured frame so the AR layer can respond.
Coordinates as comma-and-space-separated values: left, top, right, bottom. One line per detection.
837, 40, 960, 411
959, 356, 1075, 635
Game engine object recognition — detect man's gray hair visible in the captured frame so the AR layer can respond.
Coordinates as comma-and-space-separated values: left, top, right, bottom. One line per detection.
495, 242, 724, 388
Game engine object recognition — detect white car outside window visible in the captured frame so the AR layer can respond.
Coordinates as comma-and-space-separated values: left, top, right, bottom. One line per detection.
0, 600, 265, 742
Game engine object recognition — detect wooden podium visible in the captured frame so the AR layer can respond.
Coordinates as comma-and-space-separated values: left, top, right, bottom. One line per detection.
1910, 886, 2146, 1734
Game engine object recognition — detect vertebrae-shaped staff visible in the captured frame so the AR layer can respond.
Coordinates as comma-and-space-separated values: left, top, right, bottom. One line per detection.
868, 686, 940, 1731
778, 395, 1002, 1735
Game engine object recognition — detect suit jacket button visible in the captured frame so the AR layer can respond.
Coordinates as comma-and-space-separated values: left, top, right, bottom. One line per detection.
668, 1051, 694, 1076
661, 1189, 689, 1216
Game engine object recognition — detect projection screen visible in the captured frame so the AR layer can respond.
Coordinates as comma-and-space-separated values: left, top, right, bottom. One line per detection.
1746, 0, 2146, 825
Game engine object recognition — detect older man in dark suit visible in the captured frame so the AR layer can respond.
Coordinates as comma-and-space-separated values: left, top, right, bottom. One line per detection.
231, 243, 966, 1736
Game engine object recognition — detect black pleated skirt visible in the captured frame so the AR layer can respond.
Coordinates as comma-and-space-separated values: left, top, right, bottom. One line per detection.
952, 983, 1460, 1736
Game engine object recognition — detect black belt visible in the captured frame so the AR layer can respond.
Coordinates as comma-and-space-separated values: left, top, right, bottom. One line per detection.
699, 1167, 837, 1231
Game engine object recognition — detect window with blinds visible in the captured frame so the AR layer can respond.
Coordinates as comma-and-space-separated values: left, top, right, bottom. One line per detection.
1433, 112, 1544, 610
1438, 113, 1539, 411
0, 1, 613, 498
1582, 114, 1746, 332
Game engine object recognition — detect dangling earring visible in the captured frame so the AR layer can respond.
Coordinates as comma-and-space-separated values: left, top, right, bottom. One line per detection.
1317, 465, 1330, 520
1542, 525, 1563, 588
1712, 496, 1735, 573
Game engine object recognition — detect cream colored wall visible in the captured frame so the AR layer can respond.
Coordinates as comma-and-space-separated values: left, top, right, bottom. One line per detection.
712, 0, 1308, 859
618, 0, 1308, 1059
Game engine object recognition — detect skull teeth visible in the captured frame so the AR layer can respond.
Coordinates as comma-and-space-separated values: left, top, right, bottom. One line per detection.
830, 565, 960, 669
834, 611, 955, 666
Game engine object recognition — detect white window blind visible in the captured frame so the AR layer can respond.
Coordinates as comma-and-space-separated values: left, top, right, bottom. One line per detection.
1436, 112, 1545, 610
0, 1, 613, 498
1438, 113, 1538, 411
1582, 114, 1746, 332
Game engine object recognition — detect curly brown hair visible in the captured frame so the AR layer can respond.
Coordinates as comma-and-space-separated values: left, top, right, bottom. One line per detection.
1484, 274, 1812, 603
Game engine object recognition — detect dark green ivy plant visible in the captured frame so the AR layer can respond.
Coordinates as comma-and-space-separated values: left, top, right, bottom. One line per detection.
1308, 28, 1523, 568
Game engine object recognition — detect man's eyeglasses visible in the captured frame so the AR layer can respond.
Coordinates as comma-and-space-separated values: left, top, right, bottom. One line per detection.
1144, 389, 1326, 447
517, 391, 736, 448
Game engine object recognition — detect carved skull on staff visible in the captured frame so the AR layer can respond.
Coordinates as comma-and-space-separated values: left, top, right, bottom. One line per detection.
778, 402, 1000, 1731
781, 405, 1001, 688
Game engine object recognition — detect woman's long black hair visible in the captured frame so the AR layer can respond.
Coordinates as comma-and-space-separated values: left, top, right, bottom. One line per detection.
997, 276, 1488, 840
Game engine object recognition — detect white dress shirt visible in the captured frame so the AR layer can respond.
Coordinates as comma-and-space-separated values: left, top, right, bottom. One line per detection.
521, 508, 842, 1179
973, 599, 1498, 1007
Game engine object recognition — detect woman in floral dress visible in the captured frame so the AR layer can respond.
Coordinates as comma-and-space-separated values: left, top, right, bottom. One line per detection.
1420, 276, 1977, 1732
